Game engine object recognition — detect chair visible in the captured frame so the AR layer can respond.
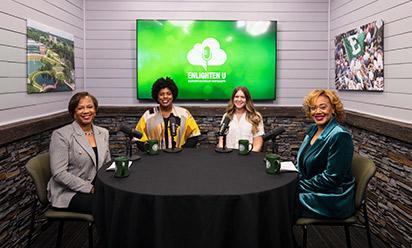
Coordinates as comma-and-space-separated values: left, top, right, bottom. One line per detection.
296, 153, 376, 248
25, 152, 94, 248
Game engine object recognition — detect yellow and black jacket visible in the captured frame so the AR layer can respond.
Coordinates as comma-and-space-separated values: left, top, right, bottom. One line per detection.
135, 106, 200, 149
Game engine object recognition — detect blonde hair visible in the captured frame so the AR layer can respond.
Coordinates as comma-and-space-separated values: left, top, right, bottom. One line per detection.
302, 89, 345, 122
226, 86, 262, 134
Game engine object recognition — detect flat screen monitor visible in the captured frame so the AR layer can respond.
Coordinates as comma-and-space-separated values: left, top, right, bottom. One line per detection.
136, 19, 277, 100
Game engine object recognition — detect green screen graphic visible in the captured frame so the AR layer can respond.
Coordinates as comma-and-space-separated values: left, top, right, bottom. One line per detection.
137, 20, 277, 100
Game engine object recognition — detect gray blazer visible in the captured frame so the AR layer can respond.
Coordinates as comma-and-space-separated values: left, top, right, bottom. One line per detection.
47, 121, 111, 208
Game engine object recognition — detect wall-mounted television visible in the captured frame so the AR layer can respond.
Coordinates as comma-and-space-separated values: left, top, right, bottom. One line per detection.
136, 20, 277, 100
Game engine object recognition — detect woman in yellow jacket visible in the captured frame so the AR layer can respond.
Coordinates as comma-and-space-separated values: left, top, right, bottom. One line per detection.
135, 77, 201, 150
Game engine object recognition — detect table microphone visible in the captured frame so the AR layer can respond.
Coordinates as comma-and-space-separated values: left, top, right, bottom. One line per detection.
263, 127, 286, 154
217, 116, 230, 137
215, 116, 232, 153
262, 127, 286, 142
120, 125, 143, 139
164, 114, 182, 153
119, 125, 142, 161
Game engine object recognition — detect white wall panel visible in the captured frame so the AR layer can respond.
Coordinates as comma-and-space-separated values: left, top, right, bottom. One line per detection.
1, 1, 84, 36
0, 29, 26, 48
14, 0, 83, 27
331, 0, 412, 33
86, 11, 328, 22
278, 50, 328, 60
385, 32, 412, 51
341, 100, 412, 124
0, 103, 67, 125
330, 0, 412, 123
0, 61, 25, 78
0, 0, 85, 125
0, 78, 27, 93
0, 12, 26, 32
86, 49, 135, 59
0, 46, 26, 62
86, 2, 327, 12
85, 0, 329, 107
88, 0, 328, 2
0, 92, 72, 110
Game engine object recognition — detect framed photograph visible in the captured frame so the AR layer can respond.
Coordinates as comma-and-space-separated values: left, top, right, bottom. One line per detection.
334, 20, 384, 91
27, 19, 75, 93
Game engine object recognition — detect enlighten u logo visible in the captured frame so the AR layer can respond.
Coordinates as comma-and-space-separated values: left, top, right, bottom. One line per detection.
187, 38, 227, 71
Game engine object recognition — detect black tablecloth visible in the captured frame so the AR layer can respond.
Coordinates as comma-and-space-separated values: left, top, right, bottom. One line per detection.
94, 148, 298, 248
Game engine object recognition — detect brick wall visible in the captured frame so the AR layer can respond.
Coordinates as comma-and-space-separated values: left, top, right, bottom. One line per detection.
350, 126, 412, 247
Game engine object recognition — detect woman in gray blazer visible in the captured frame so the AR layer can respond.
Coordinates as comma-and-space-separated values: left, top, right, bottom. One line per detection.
47, 92, 111, 214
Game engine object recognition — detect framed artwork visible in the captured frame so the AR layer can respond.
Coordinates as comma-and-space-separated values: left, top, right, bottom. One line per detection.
334, 20, 384, 91
27, 19, 75, 93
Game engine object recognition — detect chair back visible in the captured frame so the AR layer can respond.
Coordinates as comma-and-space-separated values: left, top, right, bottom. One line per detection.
25, 153, 51, 205
352, 153, 376, 209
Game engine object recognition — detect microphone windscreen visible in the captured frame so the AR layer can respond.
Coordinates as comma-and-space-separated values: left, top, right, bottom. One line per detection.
217, 116, 231, 136
119, 125, 131, 134
170, 114, 177, 136
119, 125, 143, 139
262, 127, 286, 142
131, 129, 143, 139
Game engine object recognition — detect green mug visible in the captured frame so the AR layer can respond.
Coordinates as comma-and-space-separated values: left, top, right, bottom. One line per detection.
238, 139, 253, 155
114, 156, 129, 178
144, 139, 159, 155
265, 153, 280, 174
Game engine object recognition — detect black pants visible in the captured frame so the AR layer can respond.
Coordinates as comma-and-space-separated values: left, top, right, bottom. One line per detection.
67, 192, 94, 214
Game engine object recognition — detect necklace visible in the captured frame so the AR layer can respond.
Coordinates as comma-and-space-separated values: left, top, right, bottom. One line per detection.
84, 131, 94, 136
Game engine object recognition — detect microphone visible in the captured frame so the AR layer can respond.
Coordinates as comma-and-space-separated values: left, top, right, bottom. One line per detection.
163, 114, 182, 153
217, 116, 231, 137
262, 127, 286, 142
119, 125, 143, 139
118, 125, 143, 161
215, 116, 232, 153
170, 114, 177, 137
202, 45, 212, 62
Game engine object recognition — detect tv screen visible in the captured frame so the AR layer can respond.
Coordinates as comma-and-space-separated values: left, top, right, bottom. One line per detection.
136, 20, 277, 100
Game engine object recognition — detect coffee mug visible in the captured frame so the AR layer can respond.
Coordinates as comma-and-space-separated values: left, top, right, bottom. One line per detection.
114, 156, 129, 178
265, 153, 280, 174
144, 139, 159, 155
238, 139, 253, 155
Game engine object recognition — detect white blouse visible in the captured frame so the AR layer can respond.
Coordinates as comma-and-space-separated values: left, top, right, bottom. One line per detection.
221, 112, 264, 149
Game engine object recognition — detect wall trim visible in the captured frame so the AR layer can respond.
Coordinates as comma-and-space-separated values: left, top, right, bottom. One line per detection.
0, 106, 410, 146
0, 112, 72, 146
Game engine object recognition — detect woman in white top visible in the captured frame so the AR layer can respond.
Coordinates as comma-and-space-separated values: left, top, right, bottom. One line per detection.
217, 86, 264, 152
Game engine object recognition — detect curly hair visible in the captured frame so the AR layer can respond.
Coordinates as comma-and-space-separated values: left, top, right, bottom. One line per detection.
151, 77, 178, 103
302, 89, 345, 122
226, 86, 262, 134
68, 92, 98, 118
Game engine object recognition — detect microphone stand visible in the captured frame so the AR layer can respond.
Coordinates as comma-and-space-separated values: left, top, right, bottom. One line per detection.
163, 135, 182, 153
126, 135, 141, 161
269, 137, 278, 154
215, 134, 232, 153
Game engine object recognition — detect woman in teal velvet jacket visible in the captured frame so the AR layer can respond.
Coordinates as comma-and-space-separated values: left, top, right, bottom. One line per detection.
296, 89, 355, 219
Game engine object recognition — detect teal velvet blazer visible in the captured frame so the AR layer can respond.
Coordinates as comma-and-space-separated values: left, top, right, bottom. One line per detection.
296, 118, 355, 219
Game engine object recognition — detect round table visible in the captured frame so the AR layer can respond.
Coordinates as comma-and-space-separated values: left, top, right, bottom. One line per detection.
94, 148, 298, 248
